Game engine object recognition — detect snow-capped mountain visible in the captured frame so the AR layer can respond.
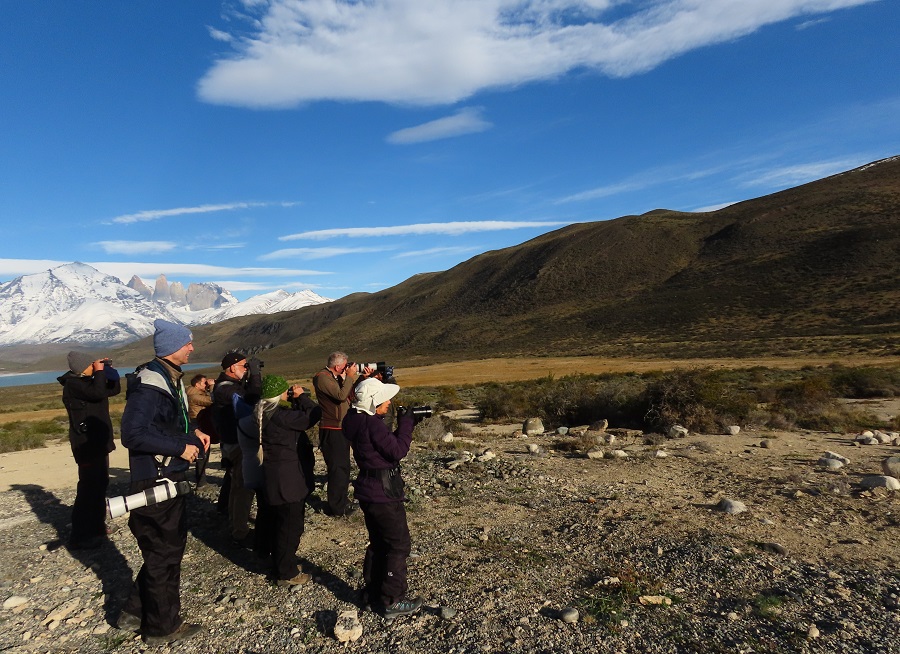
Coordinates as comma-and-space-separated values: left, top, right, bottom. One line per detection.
170, 289, 330, 324
0, 263, 331, 346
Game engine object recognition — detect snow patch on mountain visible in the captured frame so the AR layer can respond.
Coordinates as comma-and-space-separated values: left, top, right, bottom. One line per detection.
0, 263, 331, 346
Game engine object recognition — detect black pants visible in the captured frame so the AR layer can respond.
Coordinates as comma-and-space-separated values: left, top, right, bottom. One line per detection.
270, 501, 305, 580
319, 429, 350, 514
123, 485, 187, 637
360, 500, 411, 608
70, 453, 109, 545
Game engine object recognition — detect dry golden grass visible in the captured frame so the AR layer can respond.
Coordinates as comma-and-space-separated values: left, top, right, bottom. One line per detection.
393, 354, 900, 387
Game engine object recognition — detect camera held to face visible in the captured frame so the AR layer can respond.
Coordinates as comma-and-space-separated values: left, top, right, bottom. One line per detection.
397, 405, 433, 424
353, 361, 394, 379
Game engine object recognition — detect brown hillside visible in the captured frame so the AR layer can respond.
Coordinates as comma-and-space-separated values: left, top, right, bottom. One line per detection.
114, 156, 900, 369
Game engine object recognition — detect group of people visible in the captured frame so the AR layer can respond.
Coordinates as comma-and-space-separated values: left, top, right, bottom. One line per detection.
59, 319, 422, 646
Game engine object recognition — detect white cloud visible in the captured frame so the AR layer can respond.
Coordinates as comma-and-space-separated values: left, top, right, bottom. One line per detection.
110, 201, 297, 224
739, 157, 868, 188
198, 0, 875, 108
92, 262, 332, 279
387, 107, 492, 144
259, 246, 395, 260
691, 201, 738, 213
0, 258, 333, 284
98, 241, 177, 255
280, 220, 569, 240
392, 246, 482, 259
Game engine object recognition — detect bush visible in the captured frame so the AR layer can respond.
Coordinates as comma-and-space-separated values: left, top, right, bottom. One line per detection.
0, 419, 67, 453
641, 370, 756, 433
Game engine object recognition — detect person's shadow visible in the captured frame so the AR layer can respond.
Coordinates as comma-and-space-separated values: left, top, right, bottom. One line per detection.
10, 484, 134, 626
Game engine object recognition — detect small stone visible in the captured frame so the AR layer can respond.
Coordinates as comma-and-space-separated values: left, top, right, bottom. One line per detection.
882, 456, 900, 479
761, 542, 787, 555
669, 425, 689, 439
726, 425, 741, 435
727, 612, 739, 621
441, 433, 455, 443
333, 609, 363, 643
817, 457, 844, 470
654, 450, 669, 458
3, 596, 28, 610
590, 419, 609, 431
586, 448, 605, 460
716, 498, 747, 514
760, 439, 771, 449
606, 449, 628, 459
822, 451, 850, 464
556, 426, 569, 435
638, 595, 672, 606
439, 606, 457, 620
523, 418, 544, 436
859, 475, 900, 491
808, 624, 820, 638
558, 607, 579, 624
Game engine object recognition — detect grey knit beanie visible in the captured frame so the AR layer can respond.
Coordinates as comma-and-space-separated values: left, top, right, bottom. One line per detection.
67, 351, 95, 375
153, 319, 192, 357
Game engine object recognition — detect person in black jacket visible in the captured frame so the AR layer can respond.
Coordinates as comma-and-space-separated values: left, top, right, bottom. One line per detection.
238, 375, 321, 586
342, 377, 423, 619
117, 319, 210, 646
58, 351, 121, 549
211, 351, 263, 545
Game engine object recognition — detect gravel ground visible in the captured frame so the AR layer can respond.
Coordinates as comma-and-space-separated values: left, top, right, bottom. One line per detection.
1, 419, 899, 653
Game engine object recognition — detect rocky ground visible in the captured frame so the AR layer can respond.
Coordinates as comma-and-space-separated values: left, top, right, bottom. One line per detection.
1, 410, 899, 654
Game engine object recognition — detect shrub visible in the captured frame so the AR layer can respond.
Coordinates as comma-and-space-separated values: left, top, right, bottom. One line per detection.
641, 370, 756, 433
0, 419, 67, 453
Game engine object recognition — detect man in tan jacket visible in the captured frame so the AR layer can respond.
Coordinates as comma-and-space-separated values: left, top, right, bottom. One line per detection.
312, 351, 365, 517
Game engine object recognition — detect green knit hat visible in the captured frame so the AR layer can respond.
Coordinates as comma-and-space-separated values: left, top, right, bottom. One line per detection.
261, 375, 289, 400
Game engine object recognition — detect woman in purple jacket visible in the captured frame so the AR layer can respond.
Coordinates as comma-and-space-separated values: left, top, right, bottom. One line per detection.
342, 378, 423, 619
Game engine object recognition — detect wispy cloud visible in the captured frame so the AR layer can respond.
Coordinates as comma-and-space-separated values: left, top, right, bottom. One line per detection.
392, 246, 481, 259
556, 163, 726, 204
0, 258, 332, 284
94, 262, 332, 279
796, 17, 830, 29
259, 246, 395, 260
739, 157, 868, 188
198, 0, 876, 108
280, 220, 569, 241
691, 201, 737, 213
110, 201, 298, 224
387, 107, 492, 144
210, 280, 326, 291
98, 241, 177, 255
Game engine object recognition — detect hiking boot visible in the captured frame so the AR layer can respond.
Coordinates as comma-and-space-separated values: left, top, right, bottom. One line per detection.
231, 529, 255, 549
277, 572, 311, 587
116, 611, 141, 632
383, 596, 423, 619
142, 622, 202, 646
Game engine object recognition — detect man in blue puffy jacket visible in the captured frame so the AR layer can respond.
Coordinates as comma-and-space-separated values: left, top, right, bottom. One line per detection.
116, 319, 210, 646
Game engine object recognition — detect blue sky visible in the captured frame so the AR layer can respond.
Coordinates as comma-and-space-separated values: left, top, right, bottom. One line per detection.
1, 0, 897, 300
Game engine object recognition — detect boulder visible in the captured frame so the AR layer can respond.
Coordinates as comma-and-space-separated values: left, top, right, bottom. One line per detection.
716, 498, 748, 514
859, 475, 900, 491
817, 457, 844, 470
523, 417, 544, 436
669, 425, 689, 439
726, 425, 741, 436
822, 451, 850, 465
590, 419, 609, 431
882, 456, 900, 479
